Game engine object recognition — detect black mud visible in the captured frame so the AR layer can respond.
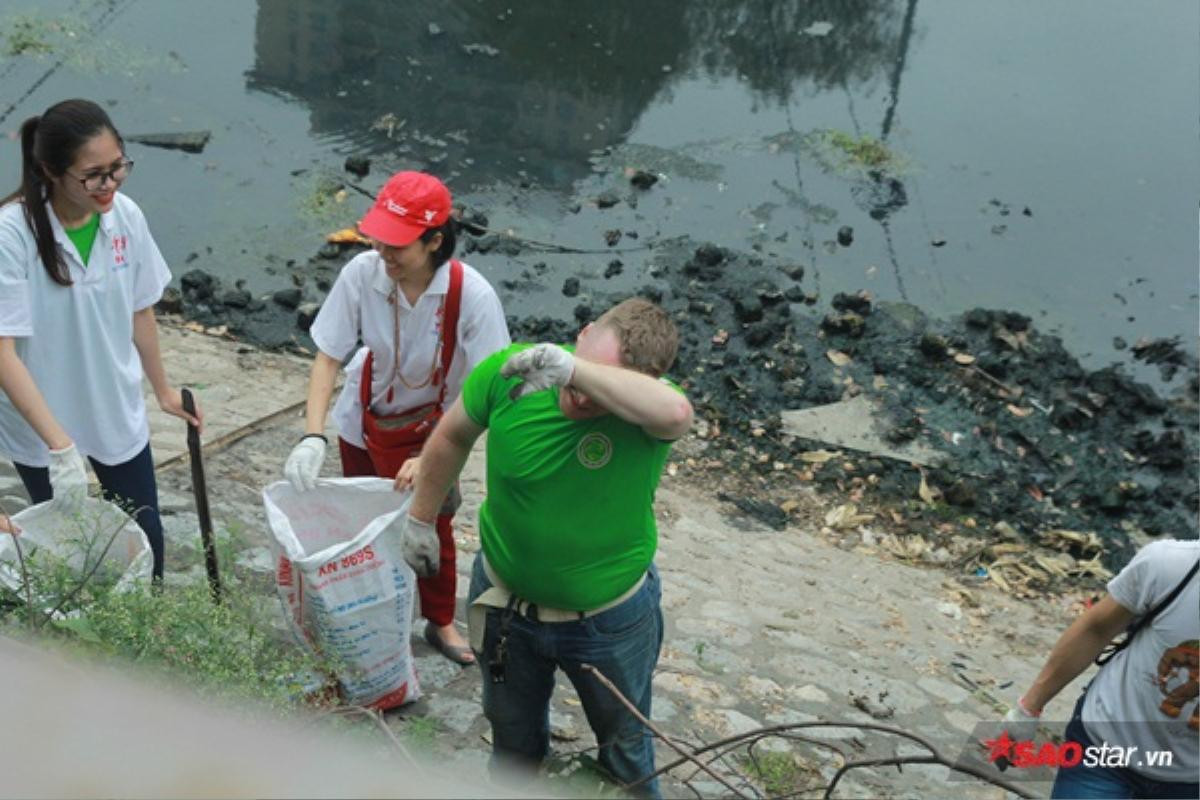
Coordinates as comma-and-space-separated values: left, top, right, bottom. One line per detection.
167, 233, 1198, 568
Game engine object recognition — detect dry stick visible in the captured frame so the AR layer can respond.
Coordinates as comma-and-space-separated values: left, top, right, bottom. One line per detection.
701, 730, 845, 800
824, 752, 1031, 800
580, 663, 752, 800
341, 180, 664, 255
630, 721, 1033, 799
959, 363, 1020, 398
154, 395, 316, 473
682, 725, 761, 799
0, 497, 35, 626
341, 705, 421, 768
309, 705, 422, 771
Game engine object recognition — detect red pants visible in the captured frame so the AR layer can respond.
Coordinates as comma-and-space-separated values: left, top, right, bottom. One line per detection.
338, 438, 457, 627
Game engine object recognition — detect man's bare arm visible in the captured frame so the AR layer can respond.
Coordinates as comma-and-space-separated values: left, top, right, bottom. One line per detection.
1019, 594, 1135, 714
570, 357, 693, 440
404, 398, 485, 523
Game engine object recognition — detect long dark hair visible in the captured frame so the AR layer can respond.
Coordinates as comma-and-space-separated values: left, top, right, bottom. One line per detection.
420, 218, 458, 269
2, 99, 121, 286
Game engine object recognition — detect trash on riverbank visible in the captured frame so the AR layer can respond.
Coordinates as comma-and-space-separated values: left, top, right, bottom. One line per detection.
165, 229, 1198, 573
126, 131, 212, 154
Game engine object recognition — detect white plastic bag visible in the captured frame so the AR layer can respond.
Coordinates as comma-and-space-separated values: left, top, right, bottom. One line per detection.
0, 497, 153, 596
263, 478, 420, 709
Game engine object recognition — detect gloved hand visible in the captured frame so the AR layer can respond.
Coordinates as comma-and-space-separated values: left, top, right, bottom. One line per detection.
396, 514, 439, 578
47, 443, 88, 513
1001, 697, 1041, 742
284, 435, 326, 492
500, 343, 575, 400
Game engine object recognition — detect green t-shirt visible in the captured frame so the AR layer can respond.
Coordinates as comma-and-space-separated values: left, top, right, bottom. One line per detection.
64, 212, 100, 266
462, 343, 676, 610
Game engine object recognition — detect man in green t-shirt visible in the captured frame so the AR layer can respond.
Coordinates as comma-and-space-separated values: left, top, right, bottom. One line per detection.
397, 298, 691, 797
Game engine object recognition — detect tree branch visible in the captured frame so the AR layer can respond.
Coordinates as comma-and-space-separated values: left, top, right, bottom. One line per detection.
581, 663, 753, 799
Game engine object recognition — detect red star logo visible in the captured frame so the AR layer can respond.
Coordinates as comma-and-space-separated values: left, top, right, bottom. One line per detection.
983, 730, 1014, 763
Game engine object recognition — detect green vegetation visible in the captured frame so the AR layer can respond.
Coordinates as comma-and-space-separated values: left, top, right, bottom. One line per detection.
399, 715, 439, 750
295, 172, 355, 229
3, 15, 55, 57
0, 9, 182, 76
0, 503, 336, 710
768, 127, 910, 178
544, 753, 629, 798
825, 130, 896, 169
740, 750, 810, 797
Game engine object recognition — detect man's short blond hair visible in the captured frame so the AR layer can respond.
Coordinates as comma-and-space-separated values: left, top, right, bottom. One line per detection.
595, 297, 679, 377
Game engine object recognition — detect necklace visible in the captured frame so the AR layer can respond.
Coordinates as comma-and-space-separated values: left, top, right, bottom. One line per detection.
386, 285, 443, 392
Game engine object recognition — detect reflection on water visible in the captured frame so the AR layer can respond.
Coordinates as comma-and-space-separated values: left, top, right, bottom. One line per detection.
249, 0, 687, 187
229, 0, 1196, 363
682, 0, 908, 102
247, 0, 908, 190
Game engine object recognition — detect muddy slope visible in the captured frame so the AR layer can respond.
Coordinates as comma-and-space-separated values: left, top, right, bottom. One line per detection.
164, 233, 1198, 566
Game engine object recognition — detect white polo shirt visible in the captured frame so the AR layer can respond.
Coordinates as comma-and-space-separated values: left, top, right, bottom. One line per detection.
311, 251, 510, 449
0, 194, 170, 467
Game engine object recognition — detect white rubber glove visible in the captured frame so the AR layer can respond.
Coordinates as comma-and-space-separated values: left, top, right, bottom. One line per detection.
499, 343, 575, 400
47, 444, 88, 513
284, 436, 326, 492
1001, 697, 1041, 742
396, 514, 439, 578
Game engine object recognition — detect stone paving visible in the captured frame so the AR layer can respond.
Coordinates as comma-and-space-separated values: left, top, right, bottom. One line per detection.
0, 323, 1094, 798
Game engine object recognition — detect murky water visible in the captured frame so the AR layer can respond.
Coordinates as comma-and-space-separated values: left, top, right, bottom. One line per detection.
1, 0, 1196, 374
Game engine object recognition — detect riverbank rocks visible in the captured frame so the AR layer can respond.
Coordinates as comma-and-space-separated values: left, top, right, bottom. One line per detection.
165, 233, 1197, 564
832, 292, 872, 315
157, 287, 183, 315
297, 302, 321, 333
181, 269, 218, 303
629, 169, 658, 189
821, 311, 866, 338
272, 288, 302, 309
683, 243, 729, 281
221, 287, 253, 309
343, 155, 370, 178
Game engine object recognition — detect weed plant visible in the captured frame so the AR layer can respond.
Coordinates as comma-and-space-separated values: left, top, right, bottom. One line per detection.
0, 500, 339, 711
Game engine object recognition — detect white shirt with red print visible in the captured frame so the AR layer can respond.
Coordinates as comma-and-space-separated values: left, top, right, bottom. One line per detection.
0, 193, 170, 467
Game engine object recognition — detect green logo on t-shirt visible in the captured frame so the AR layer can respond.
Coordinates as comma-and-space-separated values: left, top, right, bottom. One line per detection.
576, 432, 613, 469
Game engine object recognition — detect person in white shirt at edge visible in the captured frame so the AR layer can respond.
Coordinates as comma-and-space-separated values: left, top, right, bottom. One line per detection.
0, 99, 202, 581
284, 171, 510, 665
1004, 538, 1198, 799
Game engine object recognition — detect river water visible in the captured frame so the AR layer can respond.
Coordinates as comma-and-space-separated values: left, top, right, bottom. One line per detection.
1, 0, 1196, 378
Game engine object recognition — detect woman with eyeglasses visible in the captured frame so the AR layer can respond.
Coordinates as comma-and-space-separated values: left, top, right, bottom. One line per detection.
0, 98, 201, 581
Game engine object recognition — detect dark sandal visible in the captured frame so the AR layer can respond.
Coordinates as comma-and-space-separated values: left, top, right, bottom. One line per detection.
424, 621, 475, 666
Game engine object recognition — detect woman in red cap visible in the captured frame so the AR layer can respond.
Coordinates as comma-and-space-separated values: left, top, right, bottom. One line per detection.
285, 171, 510, 665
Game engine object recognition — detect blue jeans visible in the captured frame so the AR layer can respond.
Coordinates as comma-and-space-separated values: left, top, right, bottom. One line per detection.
468, 554, 664, 798
1052, 692, 1199, 799
15, 443, 165, 579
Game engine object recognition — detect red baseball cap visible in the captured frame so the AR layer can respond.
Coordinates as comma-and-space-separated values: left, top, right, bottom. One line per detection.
359, 171, 452, 247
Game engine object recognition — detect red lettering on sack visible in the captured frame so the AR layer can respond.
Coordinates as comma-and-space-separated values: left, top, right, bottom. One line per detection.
339, 545, 376, 569
277, 556, 293, 587
318, 561, 339, 577
368, 682, 408, 710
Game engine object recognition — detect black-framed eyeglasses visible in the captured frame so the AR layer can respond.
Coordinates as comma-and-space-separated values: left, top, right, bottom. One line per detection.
66, 158, 134, 192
